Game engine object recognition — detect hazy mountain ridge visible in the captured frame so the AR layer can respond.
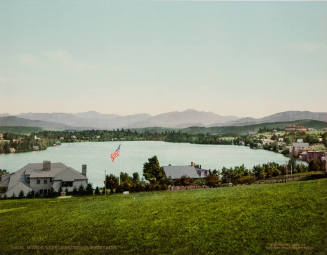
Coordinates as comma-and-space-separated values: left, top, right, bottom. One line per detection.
0, 116, 82, 130
226, 111, 327, 126
0, 110, 326, 130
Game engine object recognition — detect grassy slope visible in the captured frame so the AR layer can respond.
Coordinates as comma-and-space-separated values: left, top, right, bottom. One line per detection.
0, 179, 327, 255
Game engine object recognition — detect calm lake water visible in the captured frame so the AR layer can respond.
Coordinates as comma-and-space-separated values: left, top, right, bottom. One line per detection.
0, 141, 290, 187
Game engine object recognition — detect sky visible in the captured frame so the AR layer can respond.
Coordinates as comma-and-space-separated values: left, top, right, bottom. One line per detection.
0, 0, 326, 118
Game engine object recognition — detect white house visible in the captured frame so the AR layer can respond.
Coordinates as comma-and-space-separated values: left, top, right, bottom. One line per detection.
0, 161, 88, 197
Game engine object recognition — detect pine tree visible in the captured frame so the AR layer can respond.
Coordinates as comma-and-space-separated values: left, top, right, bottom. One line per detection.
94, 186, 100, 195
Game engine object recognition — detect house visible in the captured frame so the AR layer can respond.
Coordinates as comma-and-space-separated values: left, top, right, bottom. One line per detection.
285, 125, 307, 132
261, 138, 275, 145
323, 128, 327, 132
9, 148, 16, 153
290, 142, 310, 157
0, 161, 88, 198
32, 146, 39, 151
299, 151, 327, 163
162, 162, 209, 180
0, 133, 3, 140
248, 131, 257, 135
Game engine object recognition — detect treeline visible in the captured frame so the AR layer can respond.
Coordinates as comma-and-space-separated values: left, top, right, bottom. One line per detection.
0, 133, 57, 154
5, 184, 94, 199
40, 129, 237, 145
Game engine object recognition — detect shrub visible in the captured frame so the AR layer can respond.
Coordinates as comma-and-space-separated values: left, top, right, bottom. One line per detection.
18, 190, 25, 199
237, 175, 256, 184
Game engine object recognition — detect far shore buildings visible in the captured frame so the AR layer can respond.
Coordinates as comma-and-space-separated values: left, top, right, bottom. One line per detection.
290, 139, 310, 157
299, 151, 327, 163
285, 125, 307, 132
162, 162, 209, 180
0, 161, 88, 198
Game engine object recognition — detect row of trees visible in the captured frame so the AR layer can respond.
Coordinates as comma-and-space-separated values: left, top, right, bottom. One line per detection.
5, 184, 94, 199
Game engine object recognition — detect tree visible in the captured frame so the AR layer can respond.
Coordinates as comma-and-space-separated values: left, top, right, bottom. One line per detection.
85, 183, 93, 195
105, 174, 119, 193
288, 157, 297, 173
309, 159, 324, 171
206, 170, 220, 187
3, 143, 11, 154
132, 172, 140, 183
175, 176, 192, 186
72, 187, 77, 196
18, 190, 25, 199
94, 186, 100, 195
78, 185, 85, 196
143, 156, 166, 184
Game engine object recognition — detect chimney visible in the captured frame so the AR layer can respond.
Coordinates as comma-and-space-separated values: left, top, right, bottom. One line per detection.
82, 164, 87, 176
43, 161, 51, 171
191, 162, 194, 166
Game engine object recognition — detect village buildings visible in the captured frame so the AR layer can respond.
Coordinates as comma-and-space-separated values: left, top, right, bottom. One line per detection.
285, 125, 307, 132
290, 139, 310, 157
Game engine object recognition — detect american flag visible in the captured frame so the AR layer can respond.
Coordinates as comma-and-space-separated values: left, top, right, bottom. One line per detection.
110, 144, 121, 162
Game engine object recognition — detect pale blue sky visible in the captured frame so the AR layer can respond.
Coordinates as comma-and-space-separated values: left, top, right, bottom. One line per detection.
0, 0, 326, 117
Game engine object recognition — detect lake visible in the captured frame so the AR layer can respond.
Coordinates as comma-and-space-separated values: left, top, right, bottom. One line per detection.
0, 141, 291, 187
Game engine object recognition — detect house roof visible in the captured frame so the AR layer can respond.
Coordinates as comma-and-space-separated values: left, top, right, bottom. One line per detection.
162, 165, 208, 179
292, 142, 309, 147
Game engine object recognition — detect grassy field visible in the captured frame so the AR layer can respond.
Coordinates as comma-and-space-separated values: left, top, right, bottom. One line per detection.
0, 179, 327, 255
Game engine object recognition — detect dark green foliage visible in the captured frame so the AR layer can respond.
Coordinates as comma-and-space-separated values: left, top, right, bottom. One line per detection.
0, 169, 9, 178
309, 159, 326, 171
132, 172, 140, 183
143, 156, 166, 184
85, 183, 93, 195
105, 174, 119, 193
94, 186, 100, 195
174, 176, 193, 186
78, 185, 85, 196
206, 170, 220, 187
18, 190, 24, 199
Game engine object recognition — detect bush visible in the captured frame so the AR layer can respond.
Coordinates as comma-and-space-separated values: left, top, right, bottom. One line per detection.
18, 190, 25, 199
237, 176, 256, 184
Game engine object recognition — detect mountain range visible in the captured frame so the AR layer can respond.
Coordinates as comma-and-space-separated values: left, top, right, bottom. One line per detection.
0, 110, 326, 130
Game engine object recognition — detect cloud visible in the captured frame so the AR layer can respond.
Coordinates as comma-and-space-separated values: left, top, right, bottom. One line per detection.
41, 50, 98, 71
17, 50, 98, 72
18, 54, 37, 65
292, 42, 327, 52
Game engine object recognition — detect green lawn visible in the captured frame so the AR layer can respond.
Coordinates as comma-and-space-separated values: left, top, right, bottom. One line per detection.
1, 179, 327, 255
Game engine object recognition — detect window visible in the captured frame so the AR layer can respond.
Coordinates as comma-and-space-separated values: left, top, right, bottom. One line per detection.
37, 179, 40, 184
62, 181, 73, 187
44, 179, 47, 184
